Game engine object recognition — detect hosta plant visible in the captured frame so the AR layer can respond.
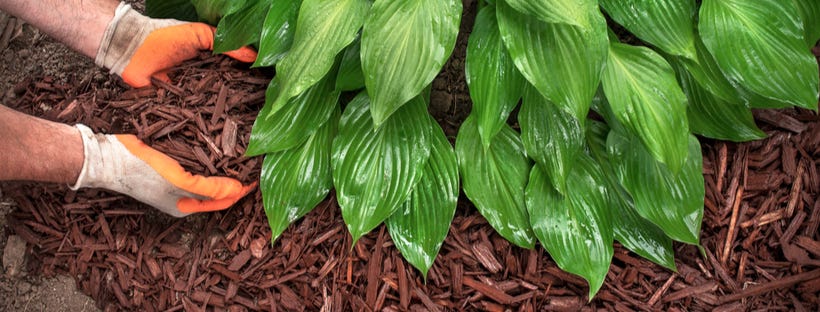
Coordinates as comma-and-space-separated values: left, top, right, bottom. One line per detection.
148, 0, 820, 298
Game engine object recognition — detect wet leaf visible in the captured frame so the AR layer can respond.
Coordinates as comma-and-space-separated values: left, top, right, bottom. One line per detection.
261, 108, 339, 244
526, 156, 613, 299
362, 0, 462, 126
699, 0, 819, 110
270, 0, 369, 113
191, 0, 247, 24
214, 0, 270, 53
795, 0, 820, 47
332, 92, 431, 244
585, 121, 676, 271
673, 60, 766, 142
600, 0, 697, 60
602, 43, 689, 172
520, 85, 583, 194
336, 38, 366, 92
247, 72, 340, 156
466, 5, 525, 148
456, 116, 535, 249
607, 130, 704, 245
497, 0, 607, 121
502, 0, 597, 28
253, 0, 301, 67
386, 117, 459, 279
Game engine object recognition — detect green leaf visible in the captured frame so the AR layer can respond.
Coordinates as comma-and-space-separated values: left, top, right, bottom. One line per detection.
520, 85, 583, 194
271, 0, 369, 113
145, 0, 198, 22
699, 0, 819, 110
466, 5, 525, 148
600, 0, 697, 60
607, 130, 704, 245
502, 0, 597, 28
261, 107, 339, 244
332, 92, 432, 245
526, 156, 613, 299
676, 36, 740, 103
610, 193, 677, 271
247, 72, 340, 156
585, 121, 676, 271
362, 0, 462, 126
497, 0, 608, 121
795, 0, 820, 47
214, 0, 270, 53
456, 116, 535, 249
191, 0, 247, 24
602, 43, 689, 172
672, 60, 766, 142
253, 0, 302, 67
386, 117, 459, 279
336, 38, 366, 92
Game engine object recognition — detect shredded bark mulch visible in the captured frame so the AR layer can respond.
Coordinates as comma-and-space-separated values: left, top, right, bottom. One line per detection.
3, 25, 820, 312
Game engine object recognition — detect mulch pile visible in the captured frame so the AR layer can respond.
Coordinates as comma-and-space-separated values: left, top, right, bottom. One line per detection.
3, 28, 820, 312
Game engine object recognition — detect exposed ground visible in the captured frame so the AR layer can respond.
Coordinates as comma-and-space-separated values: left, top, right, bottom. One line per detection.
1, 1, 819, 311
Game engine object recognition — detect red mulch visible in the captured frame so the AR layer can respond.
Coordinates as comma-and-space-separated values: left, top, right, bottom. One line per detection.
3, 11, 820, 312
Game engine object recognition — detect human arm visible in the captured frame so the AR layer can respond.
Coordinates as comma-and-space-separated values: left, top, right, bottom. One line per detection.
0, 0, 257, 87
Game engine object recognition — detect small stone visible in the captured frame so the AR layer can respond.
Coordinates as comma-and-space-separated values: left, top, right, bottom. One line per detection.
2, 235, 27, 277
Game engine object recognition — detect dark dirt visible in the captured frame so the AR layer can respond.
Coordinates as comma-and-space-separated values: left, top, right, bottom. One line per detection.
1, 0, 820, 311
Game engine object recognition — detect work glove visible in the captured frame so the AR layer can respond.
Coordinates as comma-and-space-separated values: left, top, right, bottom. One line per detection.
95, 2, 257, 88
71, 125, 255, 217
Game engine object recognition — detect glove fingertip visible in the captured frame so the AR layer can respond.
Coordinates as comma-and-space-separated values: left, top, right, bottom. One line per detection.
176, 181, 257, 214
224, 47, 258, 63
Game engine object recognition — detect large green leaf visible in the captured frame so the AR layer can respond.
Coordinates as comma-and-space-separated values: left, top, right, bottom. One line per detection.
520, 85, 583, 194
497, 0, 608, 121
795, 0, 820, 47
585, 121, 676, 271
270, 0, 369, 113
191, 0, 247, 24
673, 61, 766, 142
261, 107, 339, 244
466, 5, 525, 148
526, 156, 613, 299
332, 92, 431, 244
676, 36, 740, 103
145, 0, 198, 22
600, 0, 697, 60
214, 0, 270, 53
602, 43, 689, 172
502, 0, 597, 28
335, 38, 366, 92
456, 116, 535, 249
699, 0, 819, 110
253, 0, 302, 68
362, 0, 462, 126
246, 73, 340, 156
386, 117, 459, 279
607, 130, 704, 245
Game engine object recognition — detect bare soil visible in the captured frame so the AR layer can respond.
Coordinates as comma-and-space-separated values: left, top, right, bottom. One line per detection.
1, 1, 819, 311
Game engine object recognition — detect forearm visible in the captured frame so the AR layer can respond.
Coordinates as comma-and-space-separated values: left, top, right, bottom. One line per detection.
0, 0, 117, 58
0, 105, 83, 184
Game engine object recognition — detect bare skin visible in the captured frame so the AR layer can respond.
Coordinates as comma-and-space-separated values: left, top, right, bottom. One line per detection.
0, 0, 117, 183
0, 0, 116, 58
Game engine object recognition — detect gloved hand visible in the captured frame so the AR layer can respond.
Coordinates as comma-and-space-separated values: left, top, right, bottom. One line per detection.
95, 3, 257, 88
71, 125, 255, 217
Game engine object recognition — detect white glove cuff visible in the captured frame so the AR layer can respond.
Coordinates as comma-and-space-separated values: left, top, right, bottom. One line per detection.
95, 3, 182, 75
69, 124, 100, 190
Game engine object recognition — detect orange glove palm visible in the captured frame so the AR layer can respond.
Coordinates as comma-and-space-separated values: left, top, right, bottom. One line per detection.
96, 3, 256, 88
